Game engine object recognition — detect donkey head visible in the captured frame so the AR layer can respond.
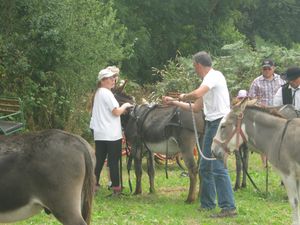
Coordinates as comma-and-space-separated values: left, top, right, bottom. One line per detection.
211, 97, 256, 161
113, 88, 136, 129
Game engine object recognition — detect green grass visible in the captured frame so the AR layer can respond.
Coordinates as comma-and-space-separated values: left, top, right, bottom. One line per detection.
7, 154, 291, 225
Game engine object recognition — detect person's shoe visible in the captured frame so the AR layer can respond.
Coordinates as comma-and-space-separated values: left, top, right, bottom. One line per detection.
106, 186, 122, 198
112, 186, 122, 195
210, 209, 237, 218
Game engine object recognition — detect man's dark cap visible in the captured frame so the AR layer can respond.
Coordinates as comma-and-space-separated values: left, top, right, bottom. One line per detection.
262, 59, 274, 68
282, 66, 300, 81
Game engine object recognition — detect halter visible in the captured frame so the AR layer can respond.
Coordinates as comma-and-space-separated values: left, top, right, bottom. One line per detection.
213, 113, 247, 154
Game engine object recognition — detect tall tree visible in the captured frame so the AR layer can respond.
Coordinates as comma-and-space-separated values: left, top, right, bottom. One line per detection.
237, 0, 300, 48
112, 0, 244, 83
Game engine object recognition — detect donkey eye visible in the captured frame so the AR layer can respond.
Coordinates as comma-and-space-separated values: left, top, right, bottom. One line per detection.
220, 125, 226, 129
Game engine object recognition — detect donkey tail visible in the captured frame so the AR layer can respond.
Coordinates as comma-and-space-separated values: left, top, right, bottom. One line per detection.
81, 141, 96, 225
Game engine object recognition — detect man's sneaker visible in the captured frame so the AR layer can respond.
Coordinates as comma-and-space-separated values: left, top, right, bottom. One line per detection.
210, 209, 237, 218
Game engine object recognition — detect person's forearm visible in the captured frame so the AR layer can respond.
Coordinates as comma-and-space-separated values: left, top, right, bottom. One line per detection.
172, 101, 190, 110
181, 91, 197, 102
181, 85, 209, 102
112, 105, 126, 116
171, 101, 202, 112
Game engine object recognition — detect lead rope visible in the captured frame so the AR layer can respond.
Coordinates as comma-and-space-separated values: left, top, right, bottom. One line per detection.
165, 131, 169, 179
189, 102, 217, 167
238, 144, 261, 193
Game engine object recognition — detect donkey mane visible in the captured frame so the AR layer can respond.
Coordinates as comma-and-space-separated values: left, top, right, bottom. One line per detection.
142, 103, 173, 109
246, 104, 285, 118
113, 90, 135, 105
114, 91, 172, 109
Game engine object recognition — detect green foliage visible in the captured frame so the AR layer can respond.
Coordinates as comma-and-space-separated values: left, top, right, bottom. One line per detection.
150, 39, 300, 100
216, 39, 300, 96
113, 0, 246, 84
236, 0, 300, 48
148, 53, 199, 103
113, 0, 300, 84
0, 0, 132, 131
2, 0, 300, 134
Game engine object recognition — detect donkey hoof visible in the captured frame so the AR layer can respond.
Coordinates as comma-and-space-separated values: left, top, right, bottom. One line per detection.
184, 199, 194, 204
134, 191, 142, 195
234, 186, 240, 191
149, 189, 156, 194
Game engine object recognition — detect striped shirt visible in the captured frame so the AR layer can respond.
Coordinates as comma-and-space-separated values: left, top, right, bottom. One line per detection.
248, 73, 285, 106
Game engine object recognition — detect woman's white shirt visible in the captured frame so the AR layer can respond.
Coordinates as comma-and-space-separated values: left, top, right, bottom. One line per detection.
90, 88, 122, 141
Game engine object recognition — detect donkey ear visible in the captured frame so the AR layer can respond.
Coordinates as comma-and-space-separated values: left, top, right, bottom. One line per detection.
239, 97, 256, 112
232, 97, 256, 114
232, 99, 244, 114
247, 98, 258, 105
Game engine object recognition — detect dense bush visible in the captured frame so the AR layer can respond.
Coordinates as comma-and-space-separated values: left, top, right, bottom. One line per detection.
148, 39, 300, 101
2, 0, 300, 137
0, 0, 132, 133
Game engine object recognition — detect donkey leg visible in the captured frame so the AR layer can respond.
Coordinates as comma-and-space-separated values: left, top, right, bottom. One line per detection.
181, 151, 198, 203
146, 151, 156, 194
45, 181, 87, 225
54, 209, 86, 225
234, 150, 241, 191
133, 149, 143, 195
281, 175, 300, 225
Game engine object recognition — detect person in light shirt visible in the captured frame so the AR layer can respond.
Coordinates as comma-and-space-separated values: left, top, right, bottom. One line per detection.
90, 67, 132, 195
248, 59, 285, 106
163, 51, 237, 218
273, 66, 300, 111
248, 59, 285, 167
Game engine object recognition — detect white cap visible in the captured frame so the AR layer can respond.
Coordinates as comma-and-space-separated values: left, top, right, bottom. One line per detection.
97, 68, 116, 81
106, 66, 120, 75
237, 90, 247, 98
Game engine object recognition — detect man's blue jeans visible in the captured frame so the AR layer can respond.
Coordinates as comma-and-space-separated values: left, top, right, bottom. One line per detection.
199, 118, 236, 210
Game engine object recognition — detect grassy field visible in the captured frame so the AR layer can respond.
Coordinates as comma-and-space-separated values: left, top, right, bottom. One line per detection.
7, 153, 291, 225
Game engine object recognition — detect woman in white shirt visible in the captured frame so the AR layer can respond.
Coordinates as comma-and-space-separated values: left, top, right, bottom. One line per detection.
90, 68, 132, 194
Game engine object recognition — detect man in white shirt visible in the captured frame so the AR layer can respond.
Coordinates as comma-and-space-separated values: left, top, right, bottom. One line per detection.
163, 51, 236, 218
273, 66, 300, 110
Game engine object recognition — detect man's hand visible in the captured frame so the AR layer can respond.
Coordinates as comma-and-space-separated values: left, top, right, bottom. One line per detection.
162, 96, 176, 105
122, 102, 133, 109
178, 93, 186, 101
